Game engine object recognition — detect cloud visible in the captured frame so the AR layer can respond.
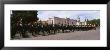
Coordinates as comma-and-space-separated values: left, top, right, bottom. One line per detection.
37, 10, 100, 22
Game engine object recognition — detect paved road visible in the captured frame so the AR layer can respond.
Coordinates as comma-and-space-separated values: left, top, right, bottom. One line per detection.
19, 28, 100, 40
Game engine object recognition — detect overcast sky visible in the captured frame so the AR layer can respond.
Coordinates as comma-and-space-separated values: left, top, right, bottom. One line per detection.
11, 10, 100, 22
37, 10, 100, 22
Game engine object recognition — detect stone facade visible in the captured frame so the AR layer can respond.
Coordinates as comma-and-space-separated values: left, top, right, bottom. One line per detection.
47, 17, 77, 26
76, 16, 87, 25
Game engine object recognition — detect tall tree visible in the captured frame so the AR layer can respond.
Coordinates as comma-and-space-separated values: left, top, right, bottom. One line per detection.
87, 19, 100, 27
11, 10, 39, 38
12, 11, 39, 23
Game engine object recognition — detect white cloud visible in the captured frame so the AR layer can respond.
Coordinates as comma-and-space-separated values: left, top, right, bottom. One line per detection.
37, 10, 100, 21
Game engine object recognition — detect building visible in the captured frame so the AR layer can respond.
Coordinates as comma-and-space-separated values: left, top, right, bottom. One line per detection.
47, 16, 77, 26
42, 21, 48, 25
76, 16, 87, 25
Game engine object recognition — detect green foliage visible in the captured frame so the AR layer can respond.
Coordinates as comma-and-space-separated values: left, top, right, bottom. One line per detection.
11, 10, 39, 38
87, 19, 100, 27
12, 11, 39, 23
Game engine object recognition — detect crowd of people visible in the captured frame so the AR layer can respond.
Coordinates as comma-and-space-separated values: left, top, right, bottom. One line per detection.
11, 20, 97, 39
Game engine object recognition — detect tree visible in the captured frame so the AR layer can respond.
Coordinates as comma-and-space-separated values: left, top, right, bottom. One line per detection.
11, 10, 39, 38
12, 11, 39, 23
87, 19, 100, 27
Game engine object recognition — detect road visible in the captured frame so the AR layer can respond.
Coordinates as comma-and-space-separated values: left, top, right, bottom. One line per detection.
19, 28, 100, 40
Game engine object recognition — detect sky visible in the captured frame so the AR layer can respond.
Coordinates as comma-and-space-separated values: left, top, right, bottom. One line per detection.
37, 10, 100, 22
11, 10, 100, 22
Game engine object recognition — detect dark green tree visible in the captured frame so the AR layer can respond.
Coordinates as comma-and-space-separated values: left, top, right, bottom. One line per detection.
87, 19, 100, 27
11, 10, 39, 38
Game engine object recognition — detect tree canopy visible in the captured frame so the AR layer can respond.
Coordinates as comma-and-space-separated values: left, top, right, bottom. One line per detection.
87, 19, 100, 27
11, 10, 39, 38
11, 10, 39, 24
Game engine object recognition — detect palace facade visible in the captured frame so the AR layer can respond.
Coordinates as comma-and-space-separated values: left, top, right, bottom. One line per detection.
47, 16, 77, 26
76, 16, 88, 25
